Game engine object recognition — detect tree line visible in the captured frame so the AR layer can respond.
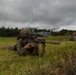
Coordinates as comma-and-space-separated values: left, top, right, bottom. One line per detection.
0, 27, 20, 37
0, 26, 76, 37
51, 29, 75, 36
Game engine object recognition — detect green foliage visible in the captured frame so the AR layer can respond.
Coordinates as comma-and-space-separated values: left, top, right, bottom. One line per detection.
0, 26, 76, 37
0, 27, 20, 37
0, 36, 76, 75
51, 29, 76, 36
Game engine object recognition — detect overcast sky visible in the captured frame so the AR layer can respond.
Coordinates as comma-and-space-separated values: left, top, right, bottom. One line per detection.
0, 0, 76, 30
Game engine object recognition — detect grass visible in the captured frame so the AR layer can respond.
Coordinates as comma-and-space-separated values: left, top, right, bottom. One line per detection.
0, 36, 76, 75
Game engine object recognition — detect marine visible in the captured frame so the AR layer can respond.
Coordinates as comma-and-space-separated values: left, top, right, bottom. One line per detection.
9, 28, 41, 56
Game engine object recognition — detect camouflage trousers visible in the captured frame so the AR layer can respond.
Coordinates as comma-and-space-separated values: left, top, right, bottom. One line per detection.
0, 45, 17, 51
0, 43, 39, 56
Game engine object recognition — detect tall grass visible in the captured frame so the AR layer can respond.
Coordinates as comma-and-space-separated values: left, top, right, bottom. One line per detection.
0, 36, 76, 75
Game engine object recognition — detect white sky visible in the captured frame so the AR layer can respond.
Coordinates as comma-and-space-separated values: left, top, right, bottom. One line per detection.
0, 0, 76, 30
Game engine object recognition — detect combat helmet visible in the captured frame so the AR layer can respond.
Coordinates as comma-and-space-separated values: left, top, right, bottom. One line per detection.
20, 28, 35, 38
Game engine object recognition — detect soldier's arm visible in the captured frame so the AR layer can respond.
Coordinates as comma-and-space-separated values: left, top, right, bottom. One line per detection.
16, 38, 28, 56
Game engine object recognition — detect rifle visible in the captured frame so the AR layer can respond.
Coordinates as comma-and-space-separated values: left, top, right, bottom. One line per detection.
33, 38, 60, 56
34, 38, 60, 45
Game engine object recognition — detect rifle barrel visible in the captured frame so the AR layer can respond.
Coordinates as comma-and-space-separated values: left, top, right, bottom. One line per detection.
46, 41, 60, 44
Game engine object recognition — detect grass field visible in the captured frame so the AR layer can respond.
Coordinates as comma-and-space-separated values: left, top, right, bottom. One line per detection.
0, 36, 76, 75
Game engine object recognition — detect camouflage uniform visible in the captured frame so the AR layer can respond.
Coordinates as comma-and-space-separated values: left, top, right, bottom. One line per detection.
13, 28, 39, 56
69, 32, 76, 41
8, 28, 46, 56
